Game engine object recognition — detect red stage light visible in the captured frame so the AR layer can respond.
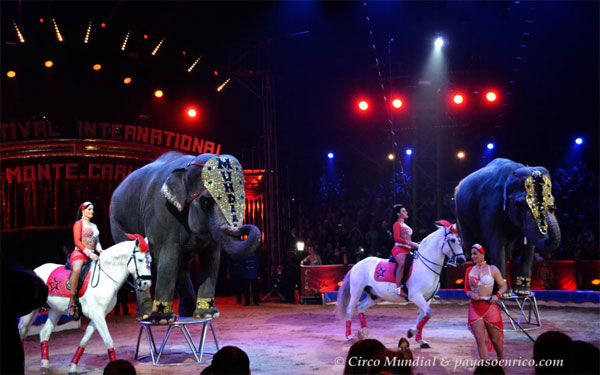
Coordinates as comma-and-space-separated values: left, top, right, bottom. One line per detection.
39, 18, 44, 23
453, 94, 464, 105
101, 23, 106, 28
143, 34, 148, 39
214, 70, 219, 76
392, 98, 403, 109
358, 100, 369, 111
154, 90, 164, 98
485, 91, 498, 102
187, 108, 198, 118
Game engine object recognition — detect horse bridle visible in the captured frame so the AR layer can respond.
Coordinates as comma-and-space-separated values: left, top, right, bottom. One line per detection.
414, 228, 464, 277
92, 242, 151, 291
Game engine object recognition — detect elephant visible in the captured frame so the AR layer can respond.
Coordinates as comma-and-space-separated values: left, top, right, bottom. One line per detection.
455, 158, 561, 296
110, 152, 261, 323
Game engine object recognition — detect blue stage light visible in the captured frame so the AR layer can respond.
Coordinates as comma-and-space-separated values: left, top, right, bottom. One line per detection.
434, 37, 444, 50
575, 137, 583, 145
487, 143, 495, 150
327, 152, 334, 159
405, 149, 413, 156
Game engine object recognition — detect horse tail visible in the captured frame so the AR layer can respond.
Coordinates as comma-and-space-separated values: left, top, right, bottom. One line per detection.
335, 270, 352, 321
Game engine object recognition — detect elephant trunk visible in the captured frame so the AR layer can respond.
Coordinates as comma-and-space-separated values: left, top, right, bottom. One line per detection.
523, 211, 561, 252
208, 205, 261, 259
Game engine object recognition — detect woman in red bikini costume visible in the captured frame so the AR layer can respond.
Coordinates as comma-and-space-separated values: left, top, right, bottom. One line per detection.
465, 244, 507, 360
390, 204, 419, 297
68, 201, 102, 317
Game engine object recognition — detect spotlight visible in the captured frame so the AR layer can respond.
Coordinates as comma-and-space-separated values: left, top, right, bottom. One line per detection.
296, 241, 305, 251
434, 37, 444, 50
92, 64, 102, 71
452, 94, 464, 105
358, 100, 369, 111
6, 71, 16, 78
123, 77, 132, 84
44, 60, 54, 68
327, 152, 334, 159
388, 153, 395, 160
485, 91, 498, 103
487, 143, 495, 150
154, 90, 164, 98
187, 108, 198, 118
405, 149, 413, 156
575, 137, 583, 145
392, 98, 403, 109
457, 151, 465, 159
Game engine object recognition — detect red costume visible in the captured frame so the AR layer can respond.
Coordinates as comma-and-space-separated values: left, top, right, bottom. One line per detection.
70, 220, 100, 263
391, 221, 413, 257
465, 265, 504, 352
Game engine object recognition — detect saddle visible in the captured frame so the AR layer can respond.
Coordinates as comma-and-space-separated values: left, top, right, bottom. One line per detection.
375, 253, 415, 288
44, 256, 94, 298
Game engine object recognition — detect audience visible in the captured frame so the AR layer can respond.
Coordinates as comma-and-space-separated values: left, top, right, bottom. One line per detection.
568, 340, 600, 374
103, 359, 136, 374
201, 345, 250, 374
533, 331, 572, 374
344, 338, 413, 375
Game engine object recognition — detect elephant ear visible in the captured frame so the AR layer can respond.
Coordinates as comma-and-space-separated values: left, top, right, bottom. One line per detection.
161, 168, 188, 212
503, 167, 530, 211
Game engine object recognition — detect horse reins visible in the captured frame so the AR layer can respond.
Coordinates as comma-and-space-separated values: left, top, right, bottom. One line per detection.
90, 242, 150, 291
414, 228, 463, 277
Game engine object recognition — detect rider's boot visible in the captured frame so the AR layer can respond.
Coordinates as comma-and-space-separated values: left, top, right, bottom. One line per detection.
394, 263, 407, 297
67, 272, 79, 318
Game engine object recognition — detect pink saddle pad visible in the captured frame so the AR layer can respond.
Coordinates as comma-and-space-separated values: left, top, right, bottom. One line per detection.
46, 266, 91, 298
374, 260, 397, 283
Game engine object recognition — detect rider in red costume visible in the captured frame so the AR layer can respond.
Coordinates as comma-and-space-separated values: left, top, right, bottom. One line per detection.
68, 201, 102, 317
390, 204, 419, 297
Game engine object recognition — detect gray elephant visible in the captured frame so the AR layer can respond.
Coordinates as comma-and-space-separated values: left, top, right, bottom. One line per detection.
455, 158, 561, 296
110, 152, 261, 323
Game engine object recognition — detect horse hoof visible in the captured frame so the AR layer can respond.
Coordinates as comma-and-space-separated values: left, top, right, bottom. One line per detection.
420, 342, 431, 349
407, 329, 414, 339
357, 329, 368, 340
41, 367, 50, 375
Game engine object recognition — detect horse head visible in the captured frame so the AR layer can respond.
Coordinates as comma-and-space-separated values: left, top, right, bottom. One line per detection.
125, 234, 152, 291
434, 220, 466, 267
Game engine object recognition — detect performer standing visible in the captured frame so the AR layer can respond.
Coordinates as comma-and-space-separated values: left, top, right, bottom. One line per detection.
68, 201, 102, 317
390, 204, 419, 297
465, 244, 507, 360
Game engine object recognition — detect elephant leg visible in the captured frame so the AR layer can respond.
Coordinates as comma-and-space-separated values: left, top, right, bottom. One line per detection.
150, 250, 180, 324
489, 239, 511, 297
193, 247, 221, 319
135, 289, 152, 321
514, 244, 535, 296
176, 266, 196, 317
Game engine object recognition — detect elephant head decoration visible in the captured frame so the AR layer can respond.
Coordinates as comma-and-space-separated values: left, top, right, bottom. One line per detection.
455, 158, 561, 296
110, 152, 261, 323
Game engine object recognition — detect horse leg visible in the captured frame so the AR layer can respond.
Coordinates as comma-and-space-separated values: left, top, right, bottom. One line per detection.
407, 294, 432, 349
39, 309, 61, 374
68, 321, 96, 375
88, 315, 117, 362
355, 296, 379, 340
344, 288, 362, 341
18, 308, 40, 341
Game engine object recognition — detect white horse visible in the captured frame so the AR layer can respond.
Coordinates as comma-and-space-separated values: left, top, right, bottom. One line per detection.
19, 236, 152, 375
335, 221, 466, 348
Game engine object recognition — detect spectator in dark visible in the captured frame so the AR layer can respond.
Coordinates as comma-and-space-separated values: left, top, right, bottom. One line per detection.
201, 345, 250, 374
344, 339, 386, 375
369, 337, 414, 374
103, 359, 137, 374
329, 247, 344, 265
1, 258, 48, 374
533, 330, 572, 374
241, 254, 260, 306
473, 364, 504, 374
568, 340, 600, 374
300, 245, 322, 266
227, 256, 245, 304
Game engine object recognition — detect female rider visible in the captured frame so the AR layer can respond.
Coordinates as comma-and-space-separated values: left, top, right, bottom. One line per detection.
390, 204, 419, 297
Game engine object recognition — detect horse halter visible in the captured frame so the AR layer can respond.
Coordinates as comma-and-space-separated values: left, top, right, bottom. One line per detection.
415, 227, 463, 277
127, 244, 152, 289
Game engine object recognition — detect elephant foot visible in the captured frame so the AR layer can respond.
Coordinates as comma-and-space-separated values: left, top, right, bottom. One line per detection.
136, 313, 151, 322
514, 276, 532, 296
194, 297, 220, 319
149, 312, 176, 325
514, 286, 532, 296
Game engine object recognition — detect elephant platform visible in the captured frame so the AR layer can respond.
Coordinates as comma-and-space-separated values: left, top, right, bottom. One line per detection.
23, 297, 599, 374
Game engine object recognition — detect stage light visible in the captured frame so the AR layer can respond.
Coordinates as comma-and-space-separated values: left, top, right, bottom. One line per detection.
392, 98, 403, 109
123, 77, 132, 84
434, 37, 444, 50
52, 19, 63, 42
457, 151, 465, 159
143, 34, 148, 39
44, 60, 54, 68
6, 71, 16, 78
388, 153, 395, 160
182, 51, 186, 55
455, 278, 464, 285
151, 37, 165, 56
216, 78, 231, 92
358, 100, 369, 111
101, 23, 106, 28
327, 152, 334, 159
296, 241, 305, 251
154, 90, 164, 98
92, 64, 102, 71
121, 30, 131, 51
575, 137, 583, 145
592, 279, 600, 286
13, 21, 25, 43
485, 91, 497, 102
83, 21, 92, 44
187, 56, 202, 72
453, 94, 464, 105
487, 143, 495, 150
405, 148, 413, 156
187, 108, 198, 118
39, 18, 44, 23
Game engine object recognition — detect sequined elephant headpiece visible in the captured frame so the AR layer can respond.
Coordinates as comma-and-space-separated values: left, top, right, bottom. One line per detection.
201, 155, 246, 227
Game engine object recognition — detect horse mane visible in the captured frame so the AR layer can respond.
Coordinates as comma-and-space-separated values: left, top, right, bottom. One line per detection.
418, 225, 445, 247
98, 240, 136, 267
